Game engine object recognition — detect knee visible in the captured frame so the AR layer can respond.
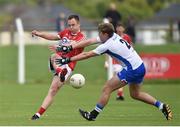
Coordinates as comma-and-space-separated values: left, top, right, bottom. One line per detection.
102, 84, 112, 94
130, 91, 140, 100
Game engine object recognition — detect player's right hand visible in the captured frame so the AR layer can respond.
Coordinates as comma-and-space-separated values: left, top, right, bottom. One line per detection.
56, 45, 73, 53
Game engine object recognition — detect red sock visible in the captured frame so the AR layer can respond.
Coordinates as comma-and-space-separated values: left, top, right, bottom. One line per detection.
37, 107, 46, 115
117, 90, 123, 97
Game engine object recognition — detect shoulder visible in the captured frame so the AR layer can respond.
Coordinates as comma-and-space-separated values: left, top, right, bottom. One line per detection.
123, 34, 131, 38
78, 31, 86, 38
76, 31, 86, 41
123, 34, 132, 42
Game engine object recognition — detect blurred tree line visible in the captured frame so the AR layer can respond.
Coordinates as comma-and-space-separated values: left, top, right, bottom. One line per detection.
61, 0, 180, 23
0, 0, 179, 25
53, 0, 180, 22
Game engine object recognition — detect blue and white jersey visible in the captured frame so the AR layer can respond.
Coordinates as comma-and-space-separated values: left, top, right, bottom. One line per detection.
93, 33, 143, 70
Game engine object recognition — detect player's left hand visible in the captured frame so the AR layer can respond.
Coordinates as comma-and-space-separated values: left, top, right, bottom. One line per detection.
55, 57, 71, 66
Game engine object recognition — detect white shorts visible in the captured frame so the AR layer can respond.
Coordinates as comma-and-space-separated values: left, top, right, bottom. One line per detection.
48, 58, 72, 80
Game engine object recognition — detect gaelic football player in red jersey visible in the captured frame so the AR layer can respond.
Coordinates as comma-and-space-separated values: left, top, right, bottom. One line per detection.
116, 23, 132, 45
31, 15, 85, 120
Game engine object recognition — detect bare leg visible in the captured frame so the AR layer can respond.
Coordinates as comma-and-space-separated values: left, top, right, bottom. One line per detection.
98, 75, 126, 106
79, 77, 173, 121
129, 83, 157, 105
128, 84, 173, 120
40, 54, 66, 109
31, 54, 69, 120
79, 75, 127, 121
41, 76, 63, 109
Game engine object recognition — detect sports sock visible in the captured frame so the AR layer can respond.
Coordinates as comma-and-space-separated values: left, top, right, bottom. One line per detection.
154, 101, 163, 110
90, 103, 104, 118
36, 107, 46, 117
117, 90, 123, 97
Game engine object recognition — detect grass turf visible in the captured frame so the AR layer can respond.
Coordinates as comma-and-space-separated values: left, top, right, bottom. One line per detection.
0, 44, 180, 125
0, 82, 179, 126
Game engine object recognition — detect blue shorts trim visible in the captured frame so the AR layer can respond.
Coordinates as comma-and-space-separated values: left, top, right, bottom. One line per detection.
117, 63, 146, 84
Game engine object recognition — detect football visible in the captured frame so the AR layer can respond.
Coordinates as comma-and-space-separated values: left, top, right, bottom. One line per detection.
70, 73, 85, 89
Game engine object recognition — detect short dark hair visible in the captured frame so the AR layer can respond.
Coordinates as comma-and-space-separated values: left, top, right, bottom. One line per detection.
68, 14, 80, 22
98, 23, 115, 37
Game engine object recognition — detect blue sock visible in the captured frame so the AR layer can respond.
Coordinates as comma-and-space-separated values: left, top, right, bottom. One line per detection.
95, 103, 104, 113
155, 101, 163, 110
90, 104, 104, 119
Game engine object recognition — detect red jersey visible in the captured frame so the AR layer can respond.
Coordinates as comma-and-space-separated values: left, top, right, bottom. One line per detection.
57, 29, 85, 70
112, 34, 132, 64
121, 34, 132, 45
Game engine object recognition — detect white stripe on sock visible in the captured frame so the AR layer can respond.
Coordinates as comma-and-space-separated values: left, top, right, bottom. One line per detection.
159, 103, 164, 110
95, 107, 102, 112
35, 113, 41, 117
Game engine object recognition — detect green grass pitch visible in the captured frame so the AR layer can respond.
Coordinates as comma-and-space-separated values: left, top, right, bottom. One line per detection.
0, 45, 180, 126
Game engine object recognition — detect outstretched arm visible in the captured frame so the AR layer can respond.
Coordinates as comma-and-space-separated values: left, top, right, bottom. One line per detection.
32, 30, 60, 40
56, 37, 98, 53
71, 38, 98, 49
71, 50, 98, 61
55, 50, 98, 66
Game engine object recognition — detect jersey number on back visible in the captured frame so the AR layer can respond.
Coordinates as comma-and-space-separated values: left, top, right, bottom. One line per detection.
119, 39, 131, 49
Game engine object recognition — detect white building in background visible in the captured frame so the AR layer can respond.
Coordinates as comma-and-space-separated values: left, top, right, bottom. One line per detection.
136, 3, 180, 45
0, 4, 98, 46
